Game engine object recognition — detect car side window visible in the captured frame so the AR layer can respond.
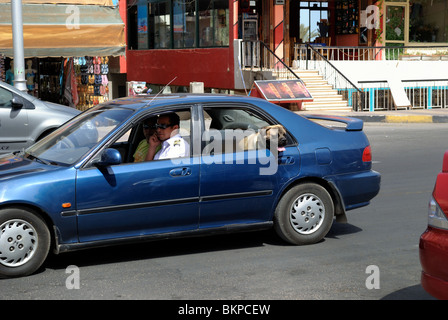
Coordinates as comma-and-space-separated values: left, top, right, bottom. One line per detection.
0, 87, 13, 108
106, 108, 192, 164
204, 107, 270, 131
202, 106, 274, 155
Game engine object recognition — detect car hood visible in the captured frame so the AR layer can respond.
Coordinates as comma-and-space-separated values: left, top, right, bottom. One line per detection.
43, 101, 81, 117
0, 154, 54, 181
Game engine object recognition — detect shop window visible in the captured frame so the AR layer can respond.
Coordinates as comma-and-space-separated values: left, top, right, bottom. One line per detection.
150, 0, 172, 49
138, 4, 149, 50
385, 5, 406, 42
409, 0, 448, 43
128, 0, 229, 50
199, 0, 229, 47
173, 0, 196, 48
299, 1, 329, 43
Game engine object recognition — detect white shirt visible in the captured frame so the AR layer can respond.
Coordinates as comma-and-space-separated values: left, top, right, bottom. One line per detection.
154, 133, 190, 160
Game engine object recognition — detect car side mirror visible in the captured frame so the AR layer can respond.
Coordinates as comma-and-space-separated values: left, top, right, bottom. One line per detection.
95, 148, 122, 167
11, 96, 24, 108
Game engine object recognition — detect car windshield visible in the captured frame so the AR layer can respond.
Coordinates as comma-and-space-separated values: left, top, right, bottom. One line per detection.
24, 106, 134, 166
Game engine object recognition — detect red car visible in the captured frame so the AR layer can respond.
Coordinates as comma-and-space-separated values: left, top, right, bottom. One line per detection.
420, 150, 448, 300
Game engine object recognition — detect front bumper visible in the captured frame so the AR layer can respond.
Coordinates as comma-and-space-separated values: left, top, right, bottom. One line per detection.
419, 226, 448, 300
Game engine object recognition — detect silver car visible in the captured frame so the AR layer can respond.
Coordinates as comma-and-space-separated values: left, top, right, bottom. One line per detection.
0, 81, 80, 154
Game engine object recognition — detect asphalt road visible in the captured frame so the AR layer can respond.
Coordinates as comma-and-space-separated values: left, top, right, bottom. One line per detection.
1, 122, 447, 301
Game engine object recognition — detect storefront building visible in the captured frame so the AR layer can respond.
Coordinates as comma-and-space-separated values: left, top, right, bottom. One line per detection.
126, 0, 234, 90
125, 0, 447, 94
1, 0, 445, 107
290, 0, 448, 47
0, 0, 126, 110
382, 0, 447, 46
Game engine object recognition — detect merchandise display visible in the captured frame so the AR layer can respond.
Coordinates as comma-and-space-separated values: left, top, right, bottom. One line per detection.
74, 56, 110, 110
0, 55, 110, 109
39, 59, 62, 103
335, 0, 359, 35
26, 59, 37, 96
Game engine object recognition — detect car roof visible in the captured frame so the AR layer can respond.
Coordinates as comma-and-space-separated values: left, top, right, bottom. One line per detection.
102, 93, 264, 111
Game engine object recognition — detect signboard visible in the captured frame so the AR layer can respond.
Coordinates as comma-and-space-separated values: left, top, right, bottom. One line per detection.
250, 79, 313, 102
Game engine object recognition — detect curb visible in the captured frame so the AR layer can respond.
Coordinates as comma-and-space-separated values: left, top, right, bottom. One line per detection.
298, 110, 448, 123
336, 114, 448, 123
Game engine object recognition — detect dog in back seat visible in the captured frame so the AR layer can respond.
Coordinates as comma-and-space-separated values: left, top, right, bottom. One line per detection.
239, 124, 287, 152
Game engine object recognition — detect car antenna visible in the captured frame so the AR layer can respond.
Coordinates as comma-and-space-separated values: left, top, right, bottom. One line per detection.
147, 76, 178, 105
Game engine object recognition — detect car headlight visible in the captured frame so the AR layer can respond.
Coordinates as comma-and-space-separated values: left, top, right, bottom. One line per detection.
428, 196, 448, 230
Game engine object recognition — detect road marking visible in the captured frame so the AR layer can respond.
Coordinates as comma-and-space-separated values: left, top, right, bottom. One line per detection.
385, 115, 433, 123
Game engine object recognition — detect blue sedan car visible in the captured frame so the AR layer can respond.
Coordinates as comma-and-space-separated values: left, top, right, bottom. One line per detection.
0, 94, 380, 277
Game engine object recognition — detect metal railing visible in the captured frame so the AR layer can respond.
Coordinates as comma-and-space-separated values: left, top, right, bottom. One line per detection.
404, 80, 448, 109
240, 40, 300, 81
296, 44, 365, 111
358, 81, 393, 111
240, 41, 365, 110
358, 79, 448, 111
294, 44, 448, 61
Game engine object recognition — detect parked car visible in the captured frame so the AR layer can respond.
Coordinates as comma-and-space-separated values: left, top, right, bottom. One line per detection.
420, 150, 448, 299
0, 94, 380, 278
0, 81, 80, 154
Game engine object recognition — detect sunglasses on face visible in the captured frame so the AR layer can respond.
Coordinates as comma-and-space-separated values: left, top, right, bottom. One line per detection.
154, 123, 173, 129
142, 124, 156, 129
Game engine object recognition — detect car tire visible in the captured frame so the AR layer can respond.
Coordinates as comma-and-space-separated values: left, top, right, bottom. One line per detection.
274, 183, 334, 245
0, 208, 50, 278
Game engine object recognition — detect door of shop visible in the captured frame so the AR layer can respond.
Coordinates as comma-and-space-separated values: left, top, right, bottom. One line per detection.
299, 1, 329, 43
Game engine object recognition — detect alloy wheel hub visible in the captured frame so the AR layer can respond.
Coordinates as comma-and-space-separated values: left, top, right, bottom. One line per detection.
0, 219, 37, 267
290, 193, 325, 235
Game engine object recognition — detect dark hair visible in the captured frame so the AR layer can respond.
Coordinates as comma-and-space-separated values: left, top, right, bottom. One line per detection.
144, 116, 157, 126
161, 112, 180, 127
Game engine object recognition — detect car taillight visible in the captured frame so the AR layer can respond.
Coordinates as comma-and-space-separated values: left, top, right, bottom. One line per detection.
362, 146, 372, 162
428, 196, 448, 230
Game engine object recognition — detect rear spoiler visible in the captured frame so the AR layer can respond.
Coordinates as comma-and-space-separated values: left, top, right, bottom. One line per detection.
303, 114, 364, 131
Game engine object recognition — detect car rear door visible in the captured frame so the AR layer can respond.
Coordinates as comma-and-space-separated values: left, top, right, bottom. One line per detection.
0, 86, 29, 153
198, 104, 300, 228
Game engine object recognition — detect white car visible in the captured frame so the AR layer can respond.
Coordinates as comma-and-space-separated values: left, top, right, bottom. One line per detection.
0, 81, 80, 154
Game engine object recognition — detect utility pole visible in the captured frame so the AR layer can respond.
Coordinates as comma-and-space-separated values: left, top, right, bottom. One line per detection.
11, 0, 27, 92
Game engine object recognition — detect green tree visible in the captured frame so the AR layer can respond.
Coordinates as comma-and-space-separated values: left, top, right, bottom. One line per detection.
300, 24, 319, 42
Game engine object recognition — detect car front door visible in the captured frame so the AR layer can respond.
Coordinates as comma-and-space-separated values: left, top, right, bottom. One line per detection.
0, 87, 29, 153
199, 104, 300, 228
75, 107, 200, 242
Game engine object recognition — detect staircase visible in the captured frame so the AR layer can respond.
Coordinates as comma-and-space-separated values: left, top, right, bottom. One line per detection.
238, 40, 356, 111
292, 69, 352, 111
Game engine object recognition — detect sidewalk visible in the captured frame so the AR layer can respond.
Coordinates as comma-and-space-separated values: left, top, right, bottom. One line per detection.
297, 108, 448, 123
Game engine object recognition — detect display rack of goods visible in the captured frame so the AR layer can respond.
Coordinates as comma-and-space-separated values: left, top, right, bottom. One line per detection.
74, 56, 110, 111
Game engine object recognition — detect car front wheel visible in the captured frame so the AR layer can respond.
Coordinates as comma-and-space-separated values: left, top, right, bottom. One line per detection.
274, 183, 334, 245
0, 208, 50, 278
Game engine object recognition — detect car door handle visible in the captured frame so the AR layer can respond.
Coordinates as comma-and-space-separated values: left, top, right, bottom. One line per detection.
278, 156, 294, 165
169, 167, 192, 177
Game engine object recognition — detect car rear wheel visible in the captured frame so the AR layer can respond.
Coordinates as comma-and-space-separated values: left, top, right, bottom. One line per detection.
274, 183, 334, 245
0, 208, 50, 278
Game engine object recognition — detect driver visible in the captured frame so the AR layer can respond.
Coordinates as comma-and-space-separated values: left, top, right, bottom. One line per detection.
145, 113, 189, 161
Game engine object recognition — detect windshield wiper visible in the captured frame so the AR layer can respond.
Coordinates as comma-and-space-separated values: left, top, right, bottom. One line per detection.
25, 153, 54, 166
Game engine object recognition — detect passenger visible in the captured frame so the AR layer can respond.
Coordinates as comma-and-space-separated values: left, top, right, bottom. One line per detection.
146, 113, 190, 160
133, 117, 159, 162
